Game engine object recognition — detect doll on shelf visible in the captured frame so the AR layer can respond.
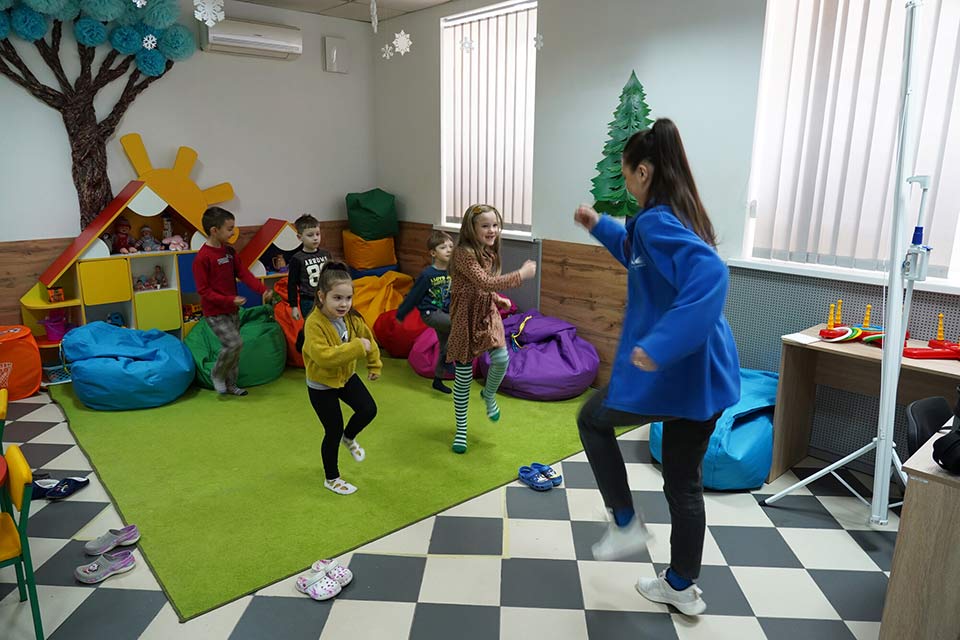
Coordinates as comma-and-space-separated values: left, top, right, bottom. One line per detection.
136, 226, 164, 252
150, 265, 168, 289
134, 275, 150, 291
108, 216, 137, 254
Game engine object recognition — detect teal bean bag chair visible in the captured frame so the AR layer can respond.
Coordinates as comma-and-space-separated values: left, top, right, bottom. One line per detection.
62, 322, 195, 411
185, 305, 286, 389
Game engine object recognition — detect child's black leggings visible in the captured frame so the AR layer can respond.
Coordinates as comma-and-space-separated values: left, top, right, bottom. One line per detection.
308, 374, 377, 480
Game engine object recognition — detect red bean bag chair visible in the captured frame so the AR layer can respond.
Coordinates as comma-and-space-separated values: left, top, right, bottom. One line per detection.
408, 328, 456, 379
272, 278, 305, 368
373, 308, 429, 358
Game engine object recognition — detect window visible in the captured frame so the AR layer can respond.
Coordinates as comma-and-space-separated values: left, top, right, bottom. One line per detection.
440, 0, 538, 233
745, 0, 960, 278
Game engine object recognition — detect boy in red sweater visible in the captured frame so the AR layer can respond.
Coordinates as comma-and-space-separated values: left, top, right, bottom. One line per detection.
193, 207, 277, 395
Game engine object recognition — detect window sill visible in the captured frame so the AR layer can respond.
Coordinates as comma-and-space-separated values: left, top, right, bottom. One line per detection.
436, 223, 536, 243
727, 257, 960, 296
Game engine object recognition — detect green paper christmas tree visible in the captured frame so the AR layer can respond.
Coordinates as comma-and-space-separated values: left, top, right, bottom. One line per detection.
591, 71, 654, 217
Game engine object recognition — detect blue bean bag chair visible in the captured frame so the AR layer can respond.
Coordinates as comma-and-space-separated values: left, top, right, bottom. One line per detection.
650, 369, 779, 490
62, 321, 195, 411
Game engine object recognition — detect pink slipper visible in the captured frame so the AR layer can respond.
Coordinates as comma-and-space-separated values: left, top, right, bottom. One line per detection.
312, 559, 353, 587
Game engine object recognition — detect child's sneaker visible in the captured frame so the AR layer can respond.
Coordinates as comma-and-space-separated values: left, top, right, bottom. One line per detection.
324, 478, 357, 495
591, 512, 652, 561
342, 437, 365, 462
636, 570, 707, 616
226, 385, 248, 396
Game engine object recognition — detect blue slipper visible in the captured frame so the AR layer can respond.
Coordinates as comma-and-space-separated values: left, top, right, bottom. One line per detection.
46, 477, 90, 501
531, 463, 562, 487
32, 479, 60, 500
518, 466, 554, 491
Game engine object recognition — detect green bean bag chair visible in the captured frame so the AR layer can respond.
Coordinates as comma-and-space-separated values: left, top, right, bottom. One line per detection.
346, 188, 399, 240
185, 305, 286, 389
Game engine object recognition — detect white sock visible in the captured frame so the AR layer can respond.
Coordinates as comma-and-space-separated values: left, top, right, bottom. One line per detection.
324, 477, 357, 495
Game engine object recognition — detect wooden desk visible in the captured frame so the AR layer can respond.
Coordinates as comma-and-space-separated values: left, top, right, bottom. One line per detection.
770, 324, 960, 481
880, 432, 960, 639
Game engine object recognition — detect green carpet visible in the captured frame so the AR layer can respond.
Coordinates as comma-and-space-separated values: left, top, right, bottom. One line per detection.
51, 358, 601, 620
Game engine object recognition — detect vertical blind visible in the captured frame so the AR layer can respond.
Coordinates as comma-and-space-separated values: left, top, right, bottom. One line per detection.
441, 1, 538, 232
749, 0, 960, 276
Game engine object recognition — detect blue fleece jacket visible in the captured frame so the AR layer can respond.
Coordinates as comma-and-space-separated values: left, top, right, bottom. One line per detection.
591, 206, 740, 421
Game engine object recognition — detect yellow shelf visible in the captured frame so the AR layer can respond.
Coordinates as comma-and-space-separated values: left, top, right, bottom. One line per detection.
22, 298, 82, 311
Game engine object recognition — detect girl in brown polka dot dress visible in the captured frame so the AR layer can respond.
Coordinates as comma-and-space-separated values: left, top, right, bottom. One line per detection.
446, 204, 537, 453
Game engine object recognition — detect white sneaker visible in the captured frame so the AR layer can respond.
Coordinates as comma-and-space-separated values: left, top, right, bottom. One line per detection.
324, 478, 357, 495
636, 570, 707, 616
591, 514, 652, 561
342, 437, 365, 462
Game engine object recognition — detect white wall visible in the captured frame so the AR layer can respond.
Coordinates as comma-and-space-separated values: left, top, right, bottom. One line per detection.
0, 0, 376, 242
374, 0, 765, 256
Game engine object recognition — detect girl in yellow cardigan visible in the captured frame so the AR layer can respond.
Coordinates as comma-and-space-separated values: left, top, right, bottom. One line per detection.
302, 262, 382, 495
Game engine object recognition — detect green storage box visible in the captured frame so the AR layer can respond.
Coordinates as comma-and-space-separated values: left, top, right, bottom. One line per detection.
185, 305, 287, 389
346, 188, 399, 240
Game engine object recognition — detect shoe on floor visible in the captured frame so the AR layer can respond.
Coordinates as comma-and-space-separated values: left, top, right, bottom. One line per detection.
591, 513, 652, 561
74, 551, 136, 584
312, 559, 353, 587
225, 385, 248, 396
46, 476, 90, 500
296, 569, 342, 601
636, 570, 706, 616
84, 524, 141, 555
324, 478, 357, 495
342, 437, 365, 462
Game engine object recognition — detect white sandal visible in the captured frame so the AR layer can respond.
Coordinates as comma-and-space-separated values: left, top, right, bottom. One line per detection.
342, 437, 365, 462
312, 559, 353, 587
324, 477, 357, 495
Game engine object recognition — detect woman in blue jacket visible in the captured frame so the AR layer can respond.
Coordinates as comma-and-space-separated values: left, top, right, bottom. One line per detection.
574, 118, 740, 616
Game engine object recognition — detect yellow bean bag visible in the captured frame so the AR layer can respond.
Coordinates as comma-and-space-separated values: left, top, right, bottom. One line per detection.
343, 229, 397, 271
352, 271, 414, 328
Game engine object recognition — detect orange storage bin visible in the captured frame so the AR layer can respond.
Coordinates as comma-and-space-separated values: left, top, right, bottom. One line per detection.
0, 325, 42, 401
342, 229, 396, 271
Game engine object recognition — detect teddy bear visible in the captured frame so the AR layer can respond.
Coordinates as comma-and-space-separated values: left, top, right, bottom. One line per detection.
162, 235, 189, 251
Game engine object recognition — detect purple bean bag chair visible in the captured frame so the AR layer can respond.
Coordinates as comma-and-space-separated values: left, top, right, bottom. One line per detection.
477, 309, 599, 401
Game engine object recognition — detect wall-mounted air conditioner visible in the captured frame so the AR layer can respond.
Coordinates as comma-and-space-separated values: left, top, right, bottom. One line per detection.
201, 18, 302, 60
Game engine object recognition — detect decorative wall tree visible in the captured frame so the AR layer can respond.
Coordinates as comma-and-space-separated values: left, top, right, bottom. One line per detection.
0, 0, 197, 228
590, 71, 653, 217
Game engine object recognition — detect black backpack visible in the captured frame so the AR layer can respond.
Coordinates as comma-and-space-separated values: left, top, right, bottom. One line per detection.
933, 387, 960, 474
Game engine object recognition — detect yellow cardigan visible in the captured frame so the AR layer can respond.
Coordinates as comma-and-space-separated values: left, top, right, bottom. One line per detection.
302, 311, 382, 388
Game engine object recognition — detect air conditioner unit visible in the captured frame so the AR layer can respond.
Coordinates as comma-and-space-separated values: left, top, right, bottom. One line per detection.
201, 18, 302, 60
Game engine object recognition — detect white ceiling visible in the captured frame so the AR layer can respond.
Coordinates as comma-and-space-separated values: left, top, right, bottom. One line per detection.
239, 0, 453, 22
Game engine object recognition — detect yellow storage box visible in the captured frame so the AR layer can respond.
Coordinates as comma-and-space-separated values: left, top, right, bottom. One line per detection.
342, 229, 396, 271
78, 260, 132, 306
135, 289, 182, 331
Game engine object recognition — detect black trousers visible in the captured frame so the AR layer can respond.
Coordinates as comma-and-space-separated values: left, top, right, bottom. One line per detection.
577, 387, 717, 579
308, 374, 377, 480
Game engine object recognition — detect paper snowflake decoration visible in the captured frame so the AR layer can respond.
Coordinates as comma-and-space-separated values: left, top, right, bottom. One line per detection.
460, 37, 475, 53
381, 44, 394, 60
533, 33, 544, 50
132, 0, 147, 7
194, 0, 225, 28
393, 30, 412, 56
142, 34, 157, 50
370, 0, 378, 34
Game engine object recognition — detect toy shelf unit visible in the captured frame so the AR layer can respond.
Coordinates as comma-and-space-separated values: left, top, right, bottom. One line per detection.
236, 217, 301, 308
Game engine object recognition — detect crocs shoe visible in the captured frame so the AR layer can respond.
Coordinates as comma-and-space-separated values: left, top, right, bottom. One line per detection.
518, 465, 554, 491
84, 524, 141, 555
296, 567, 342, 601
312, 559, 353, 587
74, 551, 136, 584
531, 462, 562, 486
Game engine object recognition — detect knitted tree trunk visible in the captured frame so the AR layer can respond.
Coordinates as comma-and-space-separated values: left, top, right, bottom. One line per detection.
63, 101, 112, 229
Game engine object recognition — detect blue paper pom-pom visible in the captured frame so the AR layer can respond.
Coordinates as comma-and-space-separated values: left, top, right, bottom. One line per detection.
0, 12, 9, 40
0, 0, 12, 11
74, 16, 105, 46
52, 0, 80, 21
109, 24, 140, 54
158, 23, 194, 61
22, 0, 66, 16
79, 0, 123, 22
113, 1, 141, 26
142, 0, 176, 29
135, 47, 166, 77
11, 5, 48, 41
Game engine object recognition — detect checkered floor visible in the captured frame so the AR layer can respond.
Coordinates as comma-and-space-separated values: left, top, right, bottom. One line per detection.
0, 390, 898, 639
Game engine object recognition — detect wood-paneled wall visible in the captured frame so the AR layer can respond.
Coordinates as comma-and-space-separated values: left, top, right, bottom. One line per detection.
0, 220, 349, 327
396, 221, 436, 277
540, 239, 626, 386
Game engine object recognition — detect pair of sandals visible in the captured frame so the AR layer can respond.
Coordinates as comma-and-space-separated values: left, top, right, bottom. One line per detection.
75, 524, 142, 584
295, 558, 353, 601
32, 475, 89, 501
518, 463, 563, 491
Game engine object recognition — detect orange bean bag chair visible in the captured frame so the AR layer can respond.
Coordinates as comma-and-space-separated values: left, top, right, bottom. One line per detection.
343, 229, 397, 271
0, 325, 42, 401
272, 278, 305, 368
352, 271, 414, 328
373, 309, 429, 358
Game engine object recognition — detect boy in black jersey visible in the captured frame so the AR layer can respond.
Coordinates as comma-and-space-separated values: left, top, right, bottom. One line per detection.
288, 214, 332, 321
